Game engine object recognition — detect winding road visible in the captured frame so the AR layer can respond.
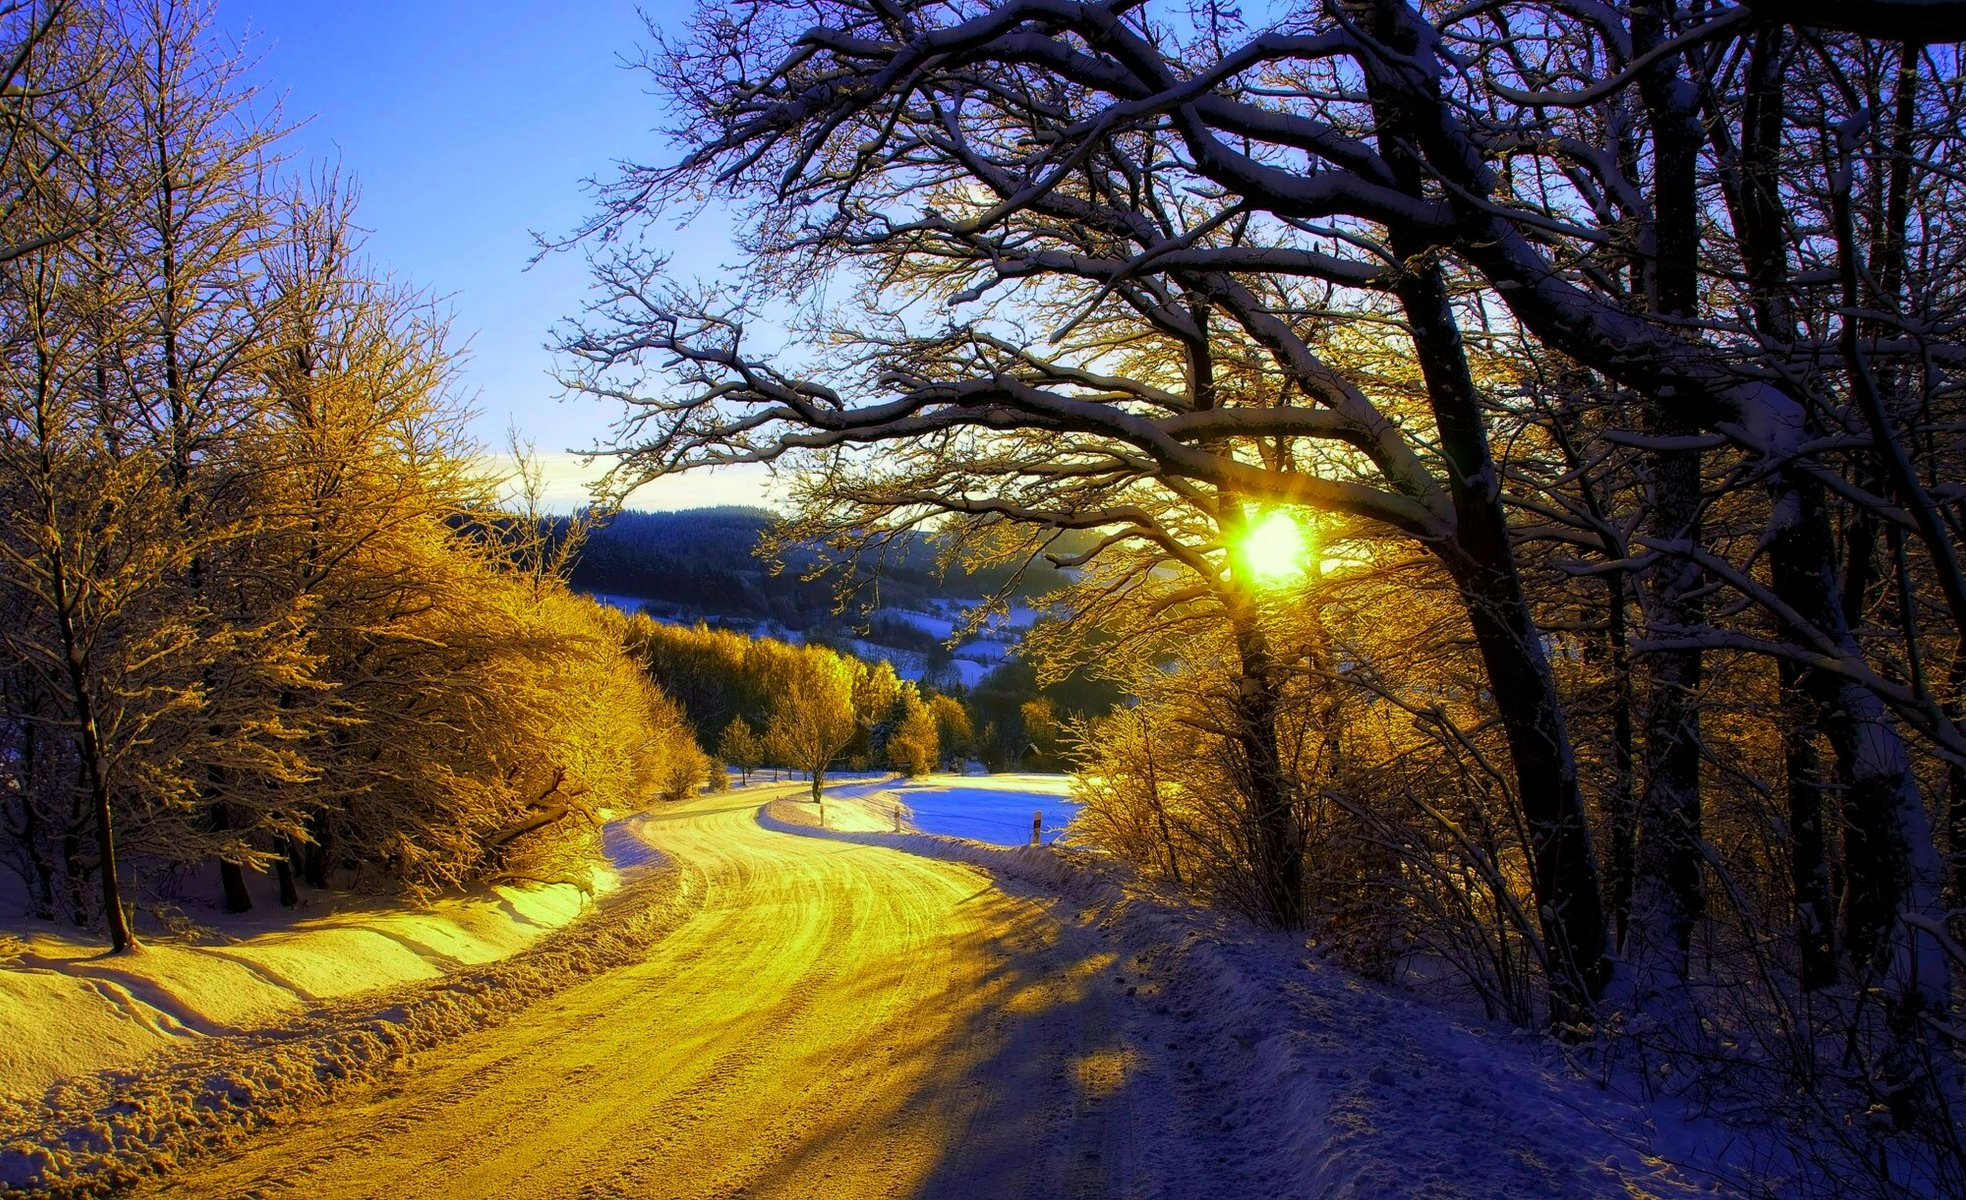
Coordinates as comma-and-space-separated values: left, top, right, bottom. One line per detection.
137, 786, 1233, 1200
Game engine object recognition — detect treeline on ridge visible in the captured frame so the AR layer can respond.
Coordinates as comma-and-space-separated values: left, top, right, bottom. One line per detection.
566, 507, 1092, 630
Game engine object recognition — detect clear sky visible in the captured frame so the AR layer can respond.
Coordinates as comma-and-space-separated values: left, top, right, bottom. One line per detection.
212, 0, 775, 511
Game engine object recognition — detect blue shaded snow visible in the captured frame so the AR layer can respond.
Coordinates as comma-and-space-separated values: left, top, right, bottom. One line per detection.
827, 776, 1080, 846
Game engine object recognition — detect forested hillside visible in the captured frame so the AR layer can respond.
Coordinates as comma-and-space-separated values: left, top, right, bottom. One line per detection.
627, 616, 1119, 779
567, 507, 1090, 627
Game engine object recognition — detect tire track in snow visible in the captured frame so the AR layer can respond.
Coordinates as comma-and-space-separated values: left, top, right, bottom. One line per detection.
131, 789, 1205, 1200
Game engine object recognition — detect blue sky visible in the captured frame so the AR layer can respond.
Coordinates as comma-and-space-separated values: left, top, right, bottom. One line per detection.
214, 0, 774, 511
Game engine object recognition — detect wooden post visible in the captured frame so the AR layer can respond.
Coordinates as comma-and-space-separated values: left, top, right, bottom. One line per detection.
1032, 810, 1043, 847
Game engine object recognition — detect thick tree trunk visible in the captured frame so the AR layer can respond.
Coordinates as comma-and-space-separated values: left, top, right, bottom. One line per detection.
1397, 260, 1612, 1018
303, 815, 331, 891
1228, 614, 1304, 928
1768, 477, 1943, 1125
1625, 1, 1707, 991
1628, 451, 1705, 987
1732, 24, 1838, 995
1779, 658, 1837, 991
212, 801, 253, 914
275, 855, 299, 909
1363, 7, 1610, 1023
219, 861, 252, 914
1447, 553, 1612, 1024
1386, 234, 1610, 1020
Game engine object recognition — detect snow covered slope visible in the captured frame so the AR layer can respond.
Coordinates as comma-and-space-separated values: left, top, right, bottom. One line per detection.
763, 802, 1774, 1198
0, 864, 619, 1106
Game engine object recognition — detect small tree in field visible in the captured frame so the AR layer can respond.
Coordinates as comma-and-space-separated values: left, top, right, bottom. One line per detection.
717, 716, 761, 785
887, 690, 938, 777
766, 648, 856, 804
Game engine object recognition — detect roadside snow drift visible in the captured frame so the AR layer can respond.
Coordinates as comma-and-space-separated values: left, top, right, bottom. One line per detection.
764, 791, 1763, 1198
0, 865, 617, 1106
0, 813, 694, 1199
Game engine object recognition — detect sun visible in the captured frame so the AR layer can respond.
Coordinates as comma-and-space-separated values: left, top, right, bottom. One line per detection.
1237, 511, 1308, 585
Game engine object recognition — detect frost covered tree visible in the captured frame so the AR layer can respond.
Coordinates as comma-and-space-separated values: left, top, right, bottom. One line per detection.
887, 688, 939, 777
766, 647, 858, 804
0, 0, 706, 945
563, 0, 1966, 1182
562, 0, 1611, 1014
927, 693, 973, 768
718, 716, 761, 785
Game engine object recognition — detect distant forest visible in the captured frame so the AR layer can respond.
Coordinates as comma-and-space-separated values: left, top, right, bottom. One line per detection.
564, 507, 1085, 629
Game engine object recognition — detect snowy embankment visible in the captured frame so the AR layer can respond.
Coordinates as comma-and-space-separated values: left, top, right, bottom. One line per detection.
763, 790, 1762, 1198
0, 863, 622, 1104
0, 813, 694, 1199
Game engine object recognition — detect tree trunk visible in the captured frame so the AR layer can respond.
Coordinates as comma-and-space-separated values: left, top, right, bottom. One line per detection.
1142, 731, 1183, 888
62, 811, 87, 927
1363, 18, 1610, 1022
1605, 568, 1638, 947
303, 814, 331, 890
1625, 0, 1707, 991
1779, 658, 1837, 991
1228, 611, 1303, 928
22, 803, 56, 922
212, 801, 253, 914
1768, 475, 1943, 1124
47, 531, 134, 951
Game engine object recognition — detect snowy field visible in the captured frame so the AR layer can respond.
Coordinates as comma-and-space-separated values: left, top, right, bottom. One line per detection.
825, 774, 1079, 845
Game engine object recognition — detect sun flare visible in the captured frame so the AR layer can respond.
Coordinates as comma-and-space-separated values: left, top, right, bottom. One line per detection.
1238, 511, 1308, 585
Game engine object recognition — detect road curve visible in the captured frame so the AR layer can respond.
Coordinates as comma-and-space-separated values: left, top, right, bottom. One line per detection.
136, 787, 1191, 1200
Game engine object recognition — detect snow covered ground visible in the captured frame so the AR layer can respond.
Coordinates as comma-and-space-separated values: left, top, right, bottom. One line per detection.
0, 862, 624, 1107
0, 809, 705, 1197
3, 779, 1785, 1198
825, 773, 1081, 846
767, 786, 1782, 1198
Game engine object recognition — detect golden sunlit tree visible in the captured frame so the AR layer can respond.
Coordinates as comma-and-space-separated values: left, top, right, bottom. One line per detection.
718, 716, 762, 785
766, 646, 858, 805
0, 0, 704, 945
886, 687, 939, 778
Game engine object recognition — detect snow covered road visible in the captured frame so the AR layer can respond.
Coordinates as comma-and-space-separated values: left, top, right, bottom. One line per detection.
134, 786, 1224, 1200
112, 784, 1740, 1200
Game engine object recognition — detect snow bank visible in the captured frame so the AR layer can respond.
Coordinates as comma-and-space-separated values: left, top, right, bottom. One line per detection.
0, 868, 614, 1107
0, 815, 692, 1199
760, 806, 1768, 1198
